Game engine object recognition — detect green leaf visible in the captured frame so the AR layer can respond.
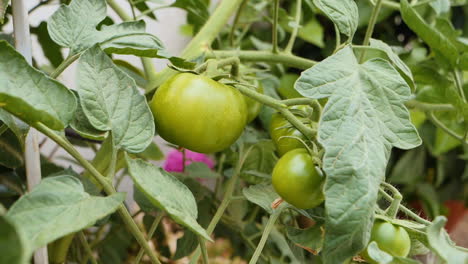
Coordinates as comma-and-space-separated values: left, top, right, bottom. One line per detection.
0, 41, 76, 130
0, 108, 28, 144
0, 129, 23, 168
430, 0, 451, 15
47, 0, 167, 57
0, 214, 28, 264
242, 183, 286, 214
125, 155, 211, 241
0, 0, 8, 24
286, 225, 323, 253
313, 0, 358, 38
136, 141, 164, 161
77, 45, 155, 153
31, 22, 64, 68
400, 0, 459, 66
70, 91, 107, 141
270, 225, 302, 264
426, 216, 468, 263
369, 39, 415, 89
295, 46, 421, 264
185, 162, 219, 178
6, 175, 125, 254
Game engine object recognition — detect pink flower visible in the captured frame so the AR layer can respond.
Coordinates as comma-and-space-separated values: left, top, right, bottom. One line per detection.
163, 149, 215, 173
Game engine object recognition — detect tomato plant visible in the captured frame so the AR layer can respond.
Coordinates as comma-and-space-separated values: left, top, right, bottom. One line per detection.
0, 0, 467, 263
272, 148, 324, 209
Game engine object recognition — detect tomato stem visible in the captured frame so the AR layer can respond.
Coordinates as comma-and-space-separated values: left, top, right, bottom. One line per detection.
272, 0, 280, 54
249, 209, 282, 264
135, 213, 165, 264
78, 231, 98, 264
359, 0, 383, 63
285, 0, 302, 54
35, 123, 162, 264
381, 182, 402, 218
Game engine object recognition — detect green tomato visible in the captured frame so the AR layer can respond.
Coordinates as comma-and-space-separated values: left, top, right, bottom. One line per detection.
269, 105, 313, 156
244, 80, 264, 123
150, 73, 247, 153
272, 149, 324, 209
362, 221, 411, 263
278, 73, 301, 99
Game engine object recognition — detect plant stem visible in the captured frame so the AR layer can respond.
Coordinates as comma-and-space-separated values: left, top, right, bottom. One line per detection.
106, 0, 132, 21
12, 0, 48, 263
135, 213, 164, 264
285, 0, 302, 53
189, 146, 253, 263
272, 0, 280, 53
35, 123, 161, 264
230, 0, 249, 47
453, 69, 467, 103
381, 182, 402, 218
199, 235, 210, 264
405, 100, 455, 112
360, 0, 383, 63
50, 53, 80, 79
378, 187, 431, 225
209, 50, 316, 70
427, 111, 466, 143
195, 57, 241, 74
146, 0, 245, 93
249, 209, 282, 264
78, 232, 98, 264
333, 24, 341, 52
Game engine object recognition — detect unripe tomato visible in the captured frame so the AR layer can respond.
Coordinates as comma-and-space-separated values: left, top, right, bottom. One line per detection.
243, 80, 264, 123
362, 221, 411, 263
150, 73, 247, 153
278, 73, 301, 99
269, 105, 313, 156
272, 149, 324, 209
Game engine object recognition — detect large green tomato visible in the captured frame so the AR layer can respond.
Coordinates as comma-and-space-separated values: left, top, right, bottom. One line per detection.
362, 221, 411, 263
269, 105, 313, 156
243, 80, 264, 123
150, 73, 247, 153
272, 149, 324, 209
278, 73, 301, 99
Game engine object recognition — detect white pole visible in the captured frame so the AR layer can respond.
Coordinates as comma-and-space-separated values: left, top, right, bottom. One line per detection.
11, 0, 48, 263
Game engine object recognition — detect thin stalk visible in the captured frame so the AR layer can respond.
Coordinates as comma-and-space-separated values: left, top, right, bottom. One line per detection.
135, 213, 165, 264
230, 0, 249, 47
214, 153, 226, 199
285, 0, 302, 53
12, 0, 47, 263
381, 182, 402, 218
0, 124, 8, 137
249, 209, 282, 264
78, 232, 98, 264
272, 0, 280, 53
146, 0, 245, 92
106, 0, 132, 21
405, 100, 455, 112
333, 24, 341, 52
208, 50, 316, 70
359, 0, 383, 63
50, 53, 80, 79
35, 123, 162, 264
378, 187, 431, 225
199, 236, 209, 264
195, 57, 241, 74
427, 111, 466, 143
453, 69, 467, 103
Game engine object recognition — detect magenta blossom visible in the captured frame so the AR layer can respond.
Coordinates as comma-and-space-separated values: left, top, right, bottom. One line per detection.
163, 149, 215, 173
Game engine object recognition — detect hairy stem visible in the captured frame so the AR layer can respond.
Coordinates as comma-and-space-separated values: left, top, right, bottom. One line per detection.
272, 0, 280, 53
285, 0, 302, 53
381, 182, 402, 218
249, 209, 282, 264
135, 213, 164, 264
427, 111, 466, 143
360, 0, 383, 62
208, 50, 316, 69
199, 236, 209, 264
50, 53, 80, 79
35, 123, 161, 264
378, 187, 431, 225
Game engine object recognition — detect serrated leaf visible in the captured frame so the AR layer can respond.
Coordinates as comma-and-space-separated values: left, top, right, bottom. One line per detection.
6, 175, 125, 254
125, 155, 211, 241
0, 41, 76, 130
0, 214, 28, 264
47, 0, 168, 57
313, 0, 358, 38
70, 91, 107, 141
77, 45, 154, 153
426, 216, 468, 263
295, 46, 421, 264
243, 183, 287, 214
369, 39, 415, 89
400, 0, 459, 66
